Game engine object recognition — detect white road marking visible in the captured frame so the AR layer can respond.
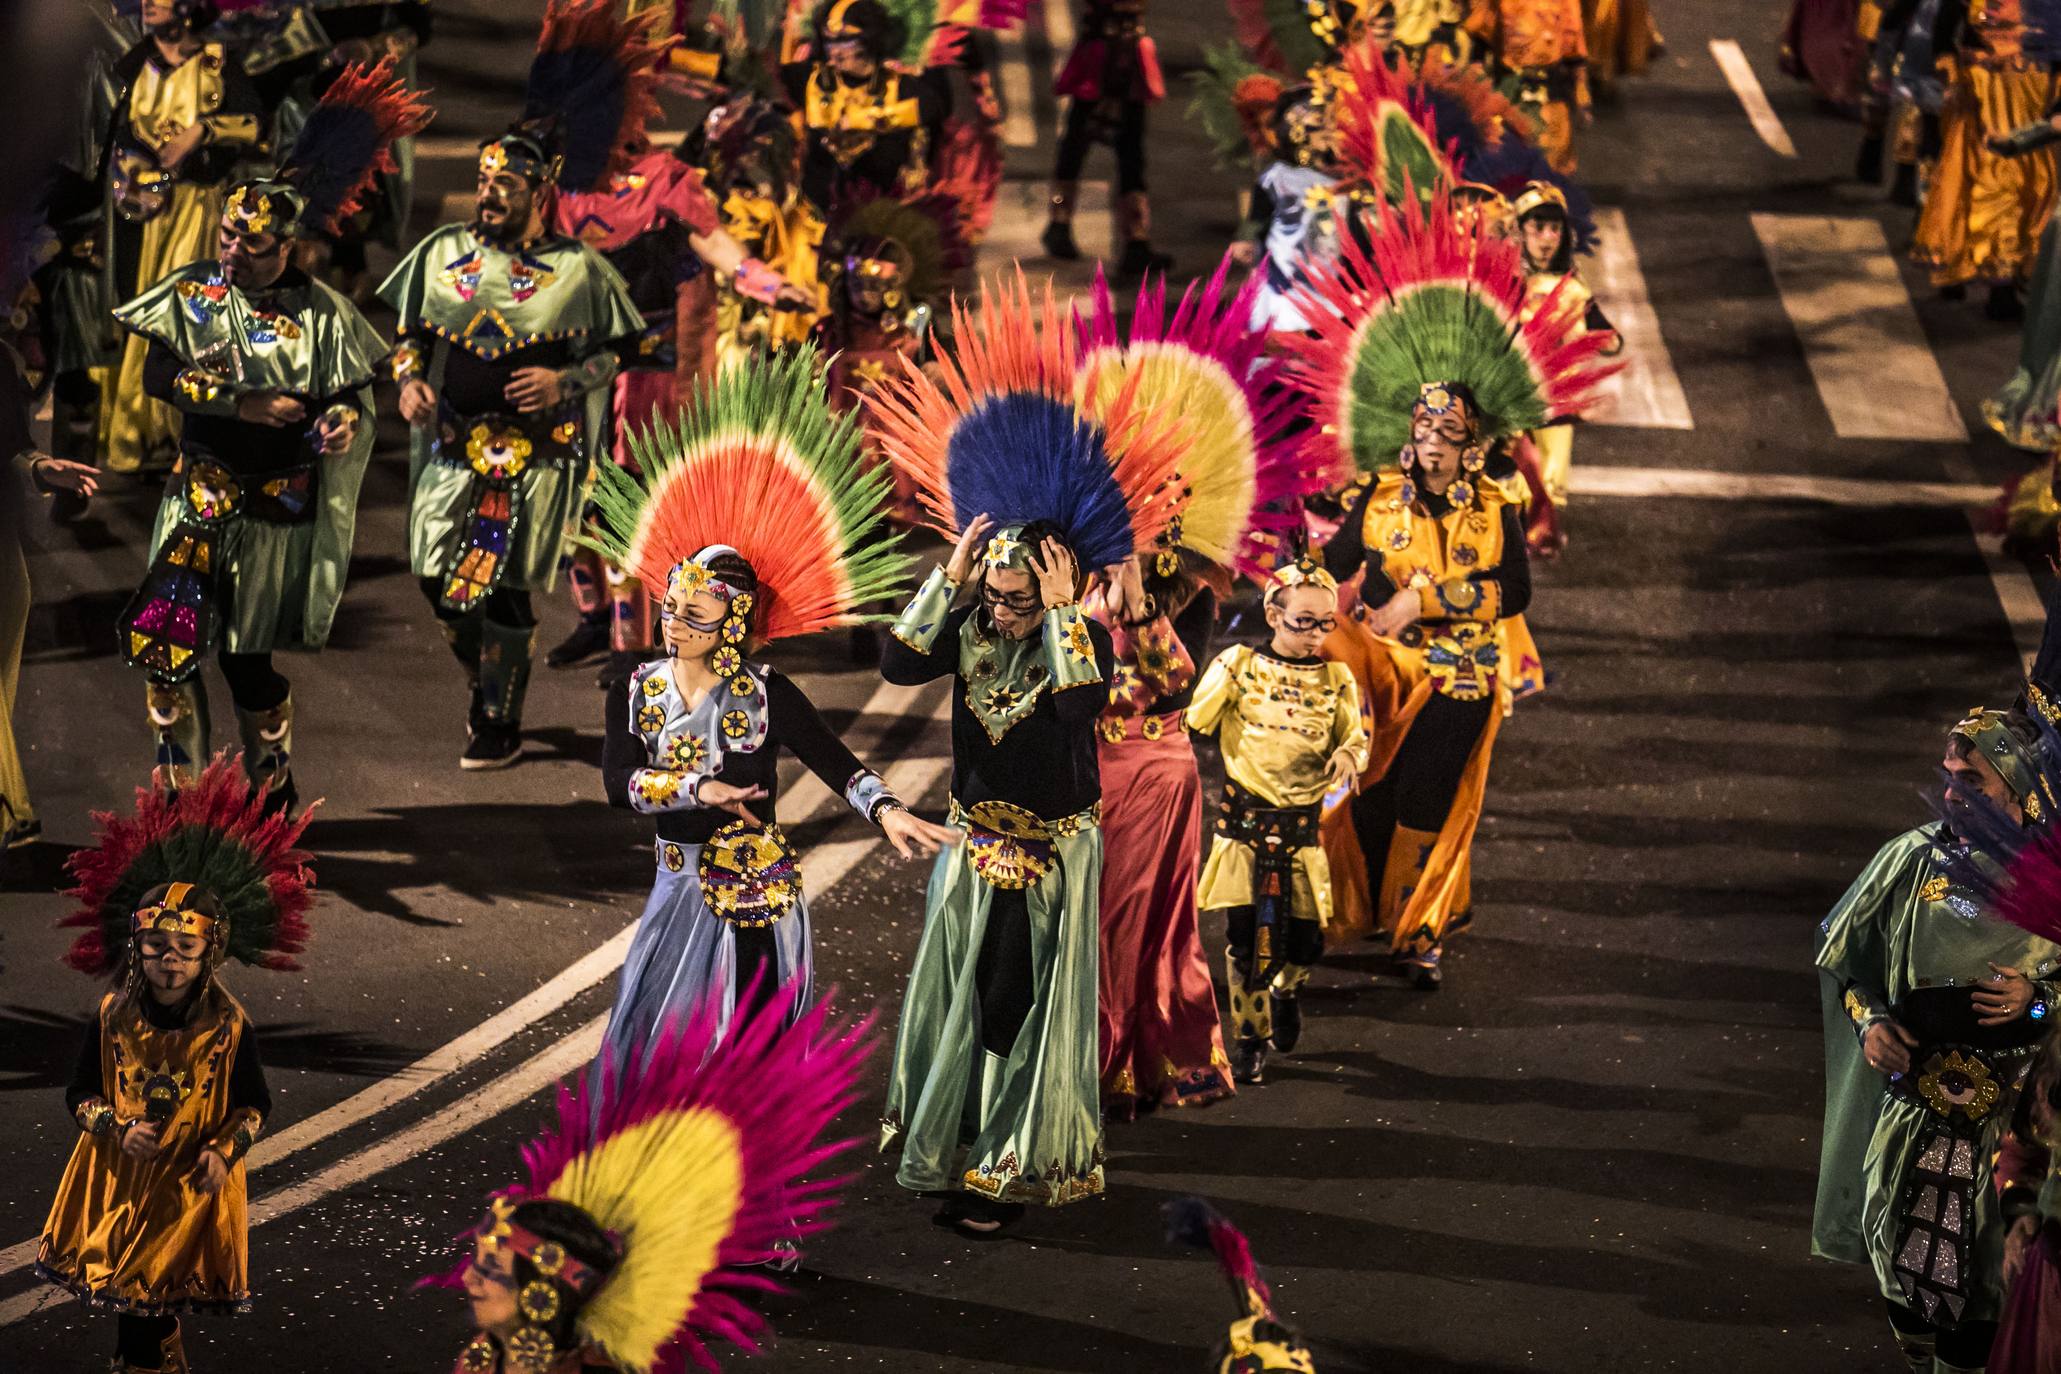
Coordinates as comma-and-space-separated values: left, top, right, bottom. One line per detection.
1570, 465, 1992, 507
1751, 213, 1969, 443
1044, 0, 1075, 75
0, 675, 945, 1290
1586, 208, 1693, 431
0, 1019, 607, 1329
1710, 39, 1799, 158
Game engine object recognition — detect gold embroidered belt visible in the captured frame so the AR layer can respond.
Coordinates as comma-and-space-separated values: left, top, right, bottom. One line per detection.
947, 798, 1101, 890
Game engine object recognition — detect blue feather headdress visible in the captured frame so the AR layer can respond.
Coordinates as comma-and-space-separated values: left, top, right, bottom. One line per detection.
224, 58, 432, 239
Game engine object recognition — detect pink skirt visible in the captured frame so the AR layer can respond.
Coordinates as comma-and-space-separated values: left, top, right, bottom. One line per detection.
1096, 724, 1232, 1116
1996, 1224, 2061, 1374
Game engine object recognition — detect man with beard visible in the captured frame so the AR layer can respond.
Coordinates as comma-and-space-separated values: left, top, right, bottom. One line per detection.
377, 0, 650, 769
1814, 708, 2061, 1374
110, 61, 423, 806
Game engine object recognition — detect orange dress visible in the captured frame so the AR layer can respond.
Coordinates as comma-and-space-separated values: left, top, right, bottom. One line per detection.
1469, 0, 1591, 172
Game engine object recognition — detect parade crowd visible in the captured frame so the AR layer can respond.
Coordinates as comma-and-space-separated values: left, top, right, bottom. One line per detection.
10, 0, 2051, 1371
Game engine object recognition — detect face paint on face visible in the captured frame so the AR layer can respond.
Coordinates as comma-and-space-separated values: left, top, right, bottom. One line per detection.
827, 38, 875, 79
463, 1237, 521, 1335
218, 221, 287, 289
660, 584, 729, 662
136, 930, 209, 1000
981, 566, 1042, 640
1265, 584, 1338, 659
1409, 402, 1474, 493
475, 171, 537, 244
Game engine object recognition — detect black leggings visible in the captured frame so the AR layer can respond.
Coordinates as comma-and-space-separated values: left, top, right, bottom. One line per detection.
419, 578, 536, 629
975, 888, 1035, 1055
219, 651, 288, 712
1053, 98, 1147, 193
1351, 691, 1495, 849
1223, 905, 1325, 967
1887, 1298, 1996, 1368
116, 1313, 177, 1365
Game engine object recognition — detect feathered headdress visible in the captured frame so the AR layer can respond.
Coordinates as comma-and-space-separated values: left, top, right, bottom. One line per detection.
1332, 40, 1455, 210
1228, 0, 1330, 77
487, 0, 667, 192
58, 755, 316, 978
223, 58, 433, 239
1164, 1197, 1318, 1374
583, 345, 911, 643
1284, 187, 1620, 474
828, 186, 971, 313
865, 270, 1190, 571
440, 983, 874, 1374
1075, 256, 1312, 577
1412, 52, 1535, 155
1188, 42, 1288, 169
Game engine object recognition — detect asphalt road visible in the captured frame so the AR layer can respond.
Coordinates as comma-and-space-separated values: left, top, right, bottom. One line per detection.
0, 0, 2043, 1370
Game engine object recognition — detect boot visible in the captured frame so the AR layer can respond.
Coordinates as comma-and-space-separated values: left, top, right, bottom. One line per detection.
467, 619, 535, 769
1855, 131, 1885, 184
606, 563, 651, 654
436, 613, 484, 683
547, 611, 609, 669
234, 691, 296, 816
1890, 161, 1919, 208
146, 680, 207, 792
1232, 1036, 1267, 1085
1042, 181, 1081, 260
1890, 1323, 1936, 1373
1403, 942, 1444, 990
1117, 192, 1171, 277
1269, 960, 1312, 1052
1224, 947, 1271, 1044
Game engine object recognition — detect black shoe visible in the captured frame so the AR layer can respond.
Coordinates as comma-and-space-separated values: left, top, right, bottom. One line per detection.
1041, 220, 1080, 261
1890, 162, 1919, 208
1855, 133, 1885, 185
1940, 283, 1968, 302
546, 617, 609, 669
1987, 281, 2025, 322
1118, 239, 1172, 277
259, 775, 299, 819
1268, 992, 1303, 1053
1232, 1037, 1267, 1085
1406, 947, 1444, 991
461, 722, 523, 770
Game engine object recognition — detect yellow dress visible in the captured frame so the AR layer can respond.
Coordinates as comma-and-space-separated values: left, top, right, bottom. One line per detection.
1520, 268, 1618, 506
1470, 0, 1590, 173
104, 42, 261, 474
37, 986, 261, 1312
1912, 3, 2061, 287
1321, 472, 1541, 955
1188, 645, 1368, 928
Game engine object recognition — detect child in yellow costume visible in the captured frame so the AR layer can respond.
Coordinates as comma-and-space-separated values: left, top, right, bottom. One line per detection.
1513, 180, 1620, 539
1188, 559, 1367, 1086
36, 761, 312, 1373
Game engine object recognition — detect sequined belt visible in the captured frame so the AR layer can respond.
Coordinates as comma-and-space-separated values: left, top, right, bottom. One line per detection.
116, 457, 320, 682
657, 823, 802, 928
1888, 1042, 2038, 1126
947, 798, 1101, 890
431, 405, 583, 613
1096, 711, 1183, 744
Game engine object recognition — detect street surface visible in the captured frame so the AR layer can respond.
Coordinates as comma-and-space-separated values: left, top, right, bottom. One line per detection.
0, 0, 2041, 1369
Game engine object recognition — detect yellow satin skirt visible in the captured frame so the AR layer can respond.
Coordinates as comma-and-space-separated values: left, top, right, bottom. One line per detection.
1318, 616, 1506, 954
1912, 65, 2061, 286
1529, 423, 1575, 506
1584, 0, 1660, 84
0, 535, 32, 839
1196, 838, 1332, 928
104, 183, 226, 473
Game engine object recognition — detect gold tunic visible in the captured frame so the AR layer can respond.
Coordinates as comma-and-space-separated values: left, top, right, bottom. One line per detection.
1188, 646, 1368, 924
38, 986, 259, 1313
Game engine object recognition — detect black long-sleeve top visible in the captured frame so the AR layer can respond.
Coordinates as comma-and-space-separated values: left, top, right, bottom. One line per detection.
1322, 479, 1533, 618
602, 668, 877, 844
880, 605, 1116, 819
1147, 589, 1217, 716
66, 991, 272, 1121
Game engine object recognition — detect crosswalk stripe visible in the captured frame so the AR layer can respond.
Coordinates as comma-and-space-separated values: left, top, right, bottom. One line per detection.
1751, 212, 1969, 442
1586, 207, 1693, 430
1570, 464, 1992, 507
1043, 0, 1075, 75
997, 23, 1040, 148
1710, 38, 1799, 158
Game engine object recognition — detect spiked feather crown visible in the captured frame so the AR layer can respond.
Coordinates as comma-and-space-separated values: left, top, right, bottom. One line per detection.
582, 346, 911, 643
865, 270, 1190, 571
1285, 187, 1620, 475
1075, 257, 1312, 578
225, 58, 432, 239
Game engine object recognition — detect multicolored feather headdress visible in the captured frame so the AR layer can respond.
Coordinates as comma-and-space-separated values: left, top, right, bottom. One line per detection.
1285, 187, 1620, 474
1465, 131, 1599, 256
59, 755, 316, 978
1332, 39, 1453, 210
1164, 1196, 1318, 1374
865, 270, 1190, 571
583, 345, 910, 643
224, 58, 433, 239
487, 0, 667, 192
442, 983, 874, 1374
1075, 256, 1312, 577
